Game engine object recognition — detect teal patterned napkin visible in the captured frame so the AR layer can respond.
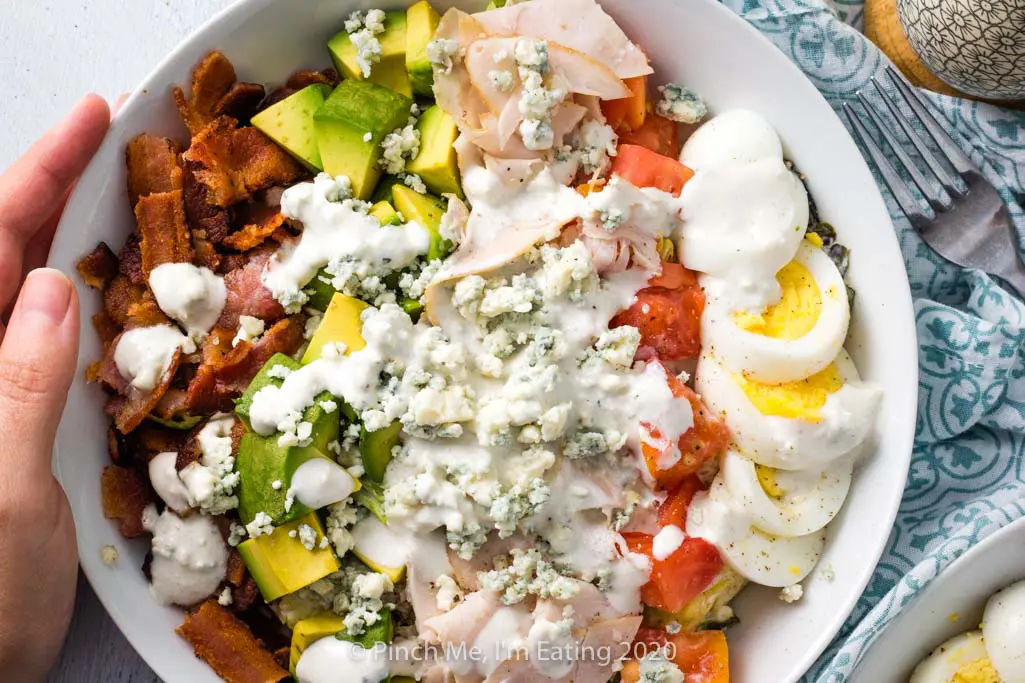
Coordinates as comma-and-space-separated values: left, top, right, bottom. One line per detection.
715, 0, 1025, 679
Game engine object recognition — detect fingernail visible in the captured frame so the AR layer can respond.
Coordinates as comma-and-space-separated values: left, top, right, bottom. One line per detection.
19, 269, 73, 325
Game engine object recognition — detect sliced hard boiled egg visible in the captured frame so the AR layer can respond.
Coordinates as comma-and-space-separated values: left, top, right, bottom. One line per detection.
351, 515, 412, 583
685, 484, 825, 587
909, 631, 995, 683
720, 449, 853, 537
983, 579, 1025, 682
695, 349, 880, 471
702, 240, 850, 384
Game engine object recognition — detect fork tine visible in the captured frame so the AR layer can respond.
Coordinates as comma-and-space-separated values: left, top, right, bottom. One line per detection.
883, 66, 975, 183
842, 103, 934, 230
870, 75, 965, 201
856, 92, 952, 212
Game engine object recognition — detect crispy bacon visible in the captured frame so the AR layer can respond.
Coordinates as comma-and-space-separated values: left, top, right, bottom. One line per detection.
213, 82, 266, 123
101, 466, 153, 538
185, 318, 303, 414
218, 248, 285, 329
226, 550, 246, 587
173, 51, 238, 137
287, 68, 339, 90
183, 161, 232, 245
192, 228, 222, 271
126, 134, 183, 205
232, 577, 260, 612
118, 234, 146, 286
223, 212, 287, 251
92, 311, 121, 350
186, 117, 303, 208
76, 242, 119, 290
177, 600, 289, 683
101, 339, 184, 434
136, 190, 193, 276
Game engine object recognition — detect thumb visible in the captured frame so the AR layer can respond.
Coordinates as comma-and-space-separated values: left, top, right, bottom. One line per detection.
0, 269, 79, 480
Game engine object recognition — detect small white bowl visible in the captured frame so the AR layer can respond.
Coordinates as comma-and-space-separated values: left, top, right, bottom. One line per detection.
851, 516, 1025, 682
45, 0, 918, 681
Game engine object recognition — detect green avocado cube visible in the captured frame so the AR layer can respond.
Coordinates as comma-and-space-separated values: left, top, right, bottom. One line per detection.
236, 434, 330, 525
328, 10, 413, 97
251, 84, 332, 171
405, 1, 441, 97
290, 614, 345, 676
391, 184, 452, 261
339, 608, 393, 646
235, 353, 301, 425
369, 200, 402, 226
406, 105, 462, 197
239, 513, 340, 603
314, 80, 415, 200
305, 269, 336, 312
370, 175, 402, 204
360, 421, 403, 483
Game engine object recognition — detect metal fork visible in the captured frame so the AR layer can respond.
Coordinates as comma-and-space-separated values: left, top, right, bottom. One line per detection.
842, 66, 1022, 297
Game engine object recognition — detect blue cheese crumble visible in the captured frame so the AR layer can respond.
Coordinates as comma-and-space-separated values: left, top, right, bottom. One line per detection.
245, 512, 274, 538
379, 124, 421, 175
489, 69, 516, 92
427, 38, 460, 74
638, 651, 685, 683
656, 83, 707, 124
514, 38, 565, 151
480, 548, 581, 605
345, 10, 387, 78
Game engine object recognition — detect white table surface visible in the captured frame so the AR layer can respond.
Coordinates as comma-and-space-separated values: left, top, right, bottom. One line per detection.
0, 2, 232, 680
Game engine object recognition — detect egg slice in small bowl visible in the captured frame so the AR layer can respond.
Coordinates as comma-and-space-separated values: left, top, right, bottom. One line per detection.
696, 348, 880, 471
702, 238, 851, 384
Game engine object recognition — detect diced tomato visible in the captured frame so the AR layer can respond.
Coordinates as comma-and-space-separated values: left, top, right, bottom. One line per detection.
658, 476, 703, 529
618, 113, 680, 158
611, 144, 694, 196
602, 75, 648, 132
625, 630, 730, 683
621, 532, 723, 613
611, 263, 704, 361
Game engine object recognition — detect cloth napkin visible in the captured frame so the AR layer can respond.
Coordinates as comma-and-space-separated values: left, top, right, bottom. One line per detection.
714, 0, 1025, 679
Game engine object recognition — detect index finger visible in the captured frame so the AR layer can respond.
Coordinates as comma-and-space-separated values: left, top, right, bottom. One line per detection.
0, 94, 111, 309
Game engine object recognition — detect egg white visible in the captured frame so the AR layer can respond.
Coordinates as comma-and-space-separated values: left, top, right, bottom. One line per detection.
695, 349, 880, 471
686, 483, 825, 587
983, 579, 1025, 682
910, 631, 990, 683
719, 449, 853, 538
702, 240, 850, 384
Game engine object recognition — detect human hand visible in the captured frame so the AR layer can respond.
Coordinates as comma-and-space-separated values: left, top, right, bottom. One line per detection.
0, 95, 111, 681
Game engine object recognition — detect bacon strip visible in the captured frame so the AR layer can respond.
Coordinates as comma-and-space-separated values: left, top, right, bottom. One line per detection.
176, 600, 289, 683
186, 117, 303, 208
118, 234, 146, 286
174, 51, 238, 137
126, 134, 183, 206
103, 275, 170, 329
183, 160, 232, 246
101, 340, 183, 434
136, 190, 193, 276
77, 242, 119, 290
101, 466, 153, 538
213, 82, 266, 122
218, 247, 285, 330
223, 212, 287, 251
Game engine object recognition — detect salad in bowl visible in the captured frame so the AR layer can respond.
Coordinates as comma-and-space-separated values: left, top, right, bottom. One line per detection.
76, 0, 883, 680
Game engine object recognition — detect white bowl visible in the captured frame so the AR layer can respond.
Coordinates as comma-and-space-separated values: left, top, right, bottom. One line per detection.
46, 0, 918, 681
850, 516, 1025, 682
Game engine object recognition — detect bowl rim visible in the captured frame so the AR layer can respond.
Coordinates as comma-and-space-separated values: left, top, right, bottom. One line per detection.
48, 0, 918, 680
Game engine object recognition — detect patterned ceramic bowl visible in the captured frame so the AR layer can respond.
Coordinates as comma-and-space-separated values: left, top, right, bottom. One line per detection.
897, 0, 1025, 100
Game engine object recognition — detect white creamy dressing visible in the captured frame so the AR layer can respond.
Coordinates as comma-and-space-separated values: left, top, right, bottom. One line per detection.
179, 414, 240, 515
677, 109, 809, 312
652, 524, 685, 561
289, 458, 359, 510
262, 174, 431, 312
295, 638, 390, 683
148, 262, 226, 342
148, 451, 190, 514
113, 324, 191, 391
141, 505, 228, 607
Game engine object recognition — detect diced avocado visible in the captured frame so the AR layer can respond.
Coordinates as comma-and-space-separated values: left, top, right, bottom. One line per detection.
391, 184, 452, 261
360, 421, 402, 483
486, 0, 507, 8
238, 513, 341, 603
252, 84, 332, 171
306, 269, 336, 312
354, 480, 388, 524
351, 515, 409, 582
290, 613, 345, 676
328, 11, 413, 97
405, 1, 441, 97
314, 80, 414, 200
304, 398, 342, 455
236, 353, 301, 424
302, 293, 370, 364
400, 297, 423, 321
406, 105, 461, 197
369, 200, 402, 226
339, 608, 393, 647
370, 175, 402, 204
236, 434, 332, 525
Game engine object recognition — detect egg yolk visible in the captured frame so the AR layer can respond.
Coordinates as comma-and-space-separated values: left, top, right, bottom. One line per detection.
755, 464, 785, 498
952, 657, 1000, 683
735, 363, 844, 422
734, 259, 821, 340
